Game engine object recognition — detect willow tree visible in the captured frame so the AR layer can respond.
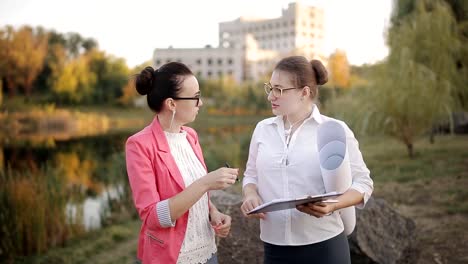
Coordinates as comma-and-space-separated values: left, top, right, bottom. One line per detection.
363, 0, 459, 157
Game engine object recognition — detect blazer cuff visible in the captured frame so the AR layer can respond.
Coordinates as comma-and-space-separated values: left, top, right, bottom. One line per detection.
156, 199, 176, 228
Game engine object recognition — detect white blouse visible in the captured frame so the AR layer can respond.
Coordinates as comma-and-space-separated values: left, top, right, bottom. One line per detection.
243, 105, 374, 246
158, 131, 216, 264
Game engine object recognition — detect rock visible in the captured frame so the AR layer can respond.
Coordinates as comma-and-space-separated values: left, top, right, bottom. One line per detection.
349, 198, 418, 264
210, 191, 417, 264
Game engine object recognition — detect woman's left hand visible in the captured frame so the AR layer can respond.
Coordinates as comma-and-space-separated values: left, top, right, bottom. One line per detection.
210, 210, 232, 237
296, 202, 337, 218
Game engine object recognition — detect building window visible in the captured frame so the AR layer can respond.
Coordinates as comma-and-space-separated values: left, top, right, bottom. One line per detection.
207, 58, 212, 65
156, 59, 161, 65
218, 71, 222, 77
218, 59, 223, 65
196, 59, 201, 65
227, 70, 233, 75
228, 58, 233, 65
207, 71, 212, 77
166, 59, 171, 63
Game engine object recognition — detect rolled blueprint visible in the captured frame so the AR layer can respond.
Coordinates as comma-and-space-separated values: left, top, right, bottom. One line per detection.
317, 120, 356, 235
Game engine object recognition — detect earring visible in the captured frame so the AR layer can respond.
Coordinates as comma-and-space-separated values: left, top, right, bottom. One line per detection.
169, 110, 176, 131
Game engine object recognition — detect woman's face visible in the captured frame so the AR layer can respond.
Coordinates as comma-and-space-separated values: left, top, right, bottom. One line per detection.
174, 75, 203, 125
268, 70, 303, 116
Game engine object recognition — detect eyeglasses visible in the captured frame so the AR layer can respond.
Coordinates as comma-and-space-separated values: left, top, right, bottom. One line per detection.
172, 96, 201, 106
264, 83, 299, 97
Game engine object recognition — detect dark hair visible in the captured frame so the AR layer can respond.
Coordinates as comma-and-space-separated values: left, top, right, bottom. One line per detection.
134, 62, 193, 112
274, 56, 328, 99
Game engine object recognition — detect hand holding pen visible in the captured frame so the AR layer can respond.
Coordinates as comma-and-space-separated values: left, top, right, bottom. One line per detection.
202, 164, 239, 190
225, 162, 239, 183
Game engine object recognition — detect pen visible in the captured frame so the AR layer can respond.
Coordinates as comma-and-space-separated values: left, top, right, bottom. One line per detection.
225, 162, 239, 182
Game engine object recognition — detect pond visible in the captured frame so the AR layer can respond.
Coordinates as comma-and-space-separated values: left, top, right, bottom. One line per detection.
0, 115, 261, 257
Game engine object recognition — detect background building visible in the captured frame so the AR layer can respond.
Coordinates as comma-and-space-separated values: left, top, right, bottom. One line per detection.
153, 2, 325, 82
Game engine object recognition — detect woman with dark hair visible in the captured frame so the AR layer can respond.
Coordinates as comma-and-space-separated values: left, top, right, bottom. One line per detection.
126, 62, 238, 264
240, 56, 373, 264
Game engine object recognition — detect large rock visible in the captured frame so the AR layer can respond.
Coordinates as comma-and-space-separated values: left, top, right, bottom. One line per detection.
210, 191, 417, 264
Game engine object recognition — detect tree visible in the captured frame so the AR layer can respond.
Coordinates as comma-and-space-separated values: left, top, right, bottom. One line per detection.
50, 55, 96, 103
391, 0, 468, 109
362, 0, 458, 157
87, 50, 129, 104
328, 50, 351, 89
0, 26, 48, 96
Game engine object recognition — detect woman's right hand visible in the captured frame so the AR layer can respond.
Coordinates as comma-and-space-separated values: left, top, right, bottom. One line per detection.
241, 193, 265, 219
200, 167, 238, 191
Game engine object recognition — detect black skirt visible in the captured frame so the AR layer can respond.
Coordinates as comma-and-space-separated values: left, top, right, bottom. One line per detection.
263, 232, 351, 264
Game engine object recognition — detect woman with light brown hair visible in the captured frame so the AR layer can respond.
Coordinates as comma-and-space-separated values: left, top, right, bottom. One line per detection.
240, 56, 373, 264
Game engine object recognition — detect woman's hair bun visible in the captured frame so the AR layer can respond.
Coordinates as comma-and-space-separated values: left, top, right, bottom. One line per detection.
135, 66, 155, 95
311, 60, 328, 85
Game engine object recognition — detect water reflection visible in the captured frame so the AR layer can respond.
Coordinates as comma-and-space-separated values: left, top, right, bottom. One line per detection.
0, 119, 258, 257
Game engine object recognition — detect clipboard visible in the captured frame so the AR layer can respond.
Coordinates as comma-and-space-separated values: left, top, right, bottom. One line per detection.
247, 192, 342, 215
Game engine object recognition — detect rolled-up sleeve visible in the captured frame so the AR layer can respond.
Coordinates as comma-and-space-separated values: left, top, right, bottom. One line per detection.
243, 124, 261, 187
344, 125, 374, 209
156, 199, 176, 227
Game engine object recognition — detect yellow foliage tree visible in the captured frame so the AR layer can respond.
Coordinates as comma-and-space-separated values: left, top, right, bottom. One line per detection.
0, 26, 48, 95
51, 55, 96, 103
328, 50, 351, 88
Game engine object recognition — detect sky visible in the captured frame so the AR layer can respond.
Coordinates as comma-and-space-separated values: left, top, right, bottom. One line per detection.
0, 0, 393, 67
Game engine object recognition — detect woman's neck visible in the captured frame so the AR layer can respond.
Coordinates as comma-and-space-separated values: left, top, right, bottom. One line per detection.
157, 112, 182, 133
284, 104, 314, 128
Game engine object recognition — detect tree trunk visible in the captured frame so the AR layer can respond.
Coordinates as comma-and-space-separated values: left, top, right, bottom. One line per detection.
406, 143, 414, 158
0, 80, 3, 106
429, 131, 435, 144
6, 77, 15, 97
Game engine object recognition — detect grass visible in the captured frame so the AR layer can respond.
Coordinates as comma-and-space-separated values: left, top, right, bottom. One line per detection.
15, 220, 140, 264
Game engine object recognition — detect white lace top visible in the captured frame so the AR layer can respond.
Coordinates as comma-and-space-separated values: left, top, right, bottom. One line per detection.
164, 131, 217, 264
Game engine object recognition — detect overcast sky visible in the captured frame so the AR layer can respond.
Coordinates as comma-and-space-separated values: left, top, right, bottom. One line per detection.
0, 0, 393, 67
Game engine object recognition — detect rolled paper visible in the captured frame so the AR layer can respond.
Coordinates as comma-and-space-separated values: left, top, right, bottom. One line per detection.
317, 121, 355, 235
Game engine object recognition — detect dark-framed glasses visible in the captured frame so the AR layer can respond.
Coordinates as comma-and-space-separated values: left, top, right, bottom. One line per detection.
264, 83, 298, 97
172, 95, 201, 106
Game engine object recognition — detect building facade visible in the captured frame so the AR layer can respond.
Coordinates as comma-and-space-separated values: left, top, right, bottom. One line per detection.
153, 2, 325, 82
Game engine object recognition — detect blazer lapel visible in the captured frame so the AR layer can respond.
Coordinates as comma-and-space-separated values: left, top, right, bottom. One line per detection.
151, 117, 186, 190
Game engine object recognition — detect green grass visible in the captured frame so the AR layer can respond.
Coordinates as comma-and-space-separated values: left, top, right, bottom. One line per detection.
360, 135, 468, 183
15, 220, 140, 264
360, 134, 468, 215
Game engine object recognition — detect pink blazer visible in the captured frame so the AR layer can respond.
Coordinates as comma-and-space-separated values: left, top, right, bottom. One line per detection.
125, 117, 208, 264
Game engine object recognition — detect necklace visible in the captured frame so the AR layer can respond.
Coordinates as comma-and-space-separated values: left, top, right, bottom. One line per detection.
284, 112, 310, 146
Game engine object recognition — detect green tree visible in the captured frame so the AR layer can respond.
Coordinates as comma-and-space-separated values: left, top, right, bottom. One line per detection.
87, 50, 129, 104
363, 0, 458, 157
391, 0, 468, 109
